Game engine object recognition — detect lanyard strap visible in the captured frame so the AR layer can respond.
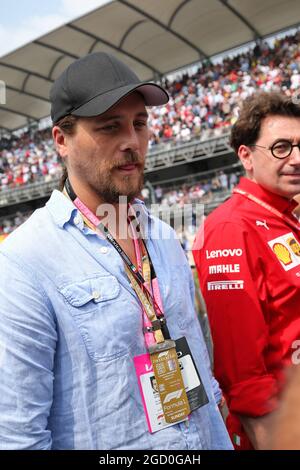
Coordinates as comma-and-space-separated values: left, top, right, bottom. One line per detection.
233, 187, 300, 232
125, 266, 165, 344
128, 219, 169, 345
65, 178, 149, 287
83, 209, 165, 344
128, 213, 152, 285
64, 179, 167, 343
98, 212, 165, 320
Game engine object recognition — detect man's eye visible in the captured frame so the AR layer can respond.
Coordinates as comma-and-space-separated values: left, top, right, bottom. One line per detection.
135, 121, 147, 128
101, 125, 118, 131
273, 142, 290, 152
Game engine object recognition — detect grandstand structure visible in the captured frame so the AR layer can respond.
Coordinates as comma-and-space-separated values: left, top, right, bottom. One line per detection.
1, 0, 300, 237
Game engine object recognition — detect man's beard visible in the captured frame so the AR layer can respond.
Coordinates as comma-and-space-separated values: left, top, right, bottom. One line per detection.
90, 151, 144, 204
94, 171, 144, 204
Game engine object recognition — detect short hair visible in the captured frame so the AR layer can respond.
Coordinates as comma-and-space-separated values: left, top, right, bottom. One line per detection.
230, 92, 300, 153
54, 115, 79, 189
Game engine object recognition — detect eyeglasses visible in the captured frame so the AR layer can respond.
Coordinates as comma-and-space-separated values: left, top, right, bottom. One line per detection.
249, 140, 300, 159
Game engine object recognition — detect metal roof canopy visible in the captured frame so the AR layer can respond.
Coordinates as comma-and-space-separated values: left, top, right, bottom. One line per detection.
0, 0, 300, 132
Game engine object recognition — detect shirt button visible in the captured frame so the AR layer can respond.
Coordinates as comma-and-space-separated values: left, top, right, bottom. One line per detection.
100, 247, 108, 254
74, 216, 81, 225
92, 291, 100, 300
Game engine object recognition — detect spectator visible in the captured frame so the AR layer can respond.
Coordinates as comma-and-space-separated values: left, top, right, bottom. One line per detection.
193, 91, 300, 450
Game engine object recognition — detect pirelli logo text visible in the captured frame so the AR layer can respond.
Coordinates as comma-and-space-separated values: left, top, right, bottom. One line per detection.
207, 280, 244, 291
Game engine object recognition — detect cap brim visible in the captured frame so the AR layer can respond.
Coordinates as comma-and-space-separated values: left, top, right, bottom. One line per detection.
71, 83, 169, 118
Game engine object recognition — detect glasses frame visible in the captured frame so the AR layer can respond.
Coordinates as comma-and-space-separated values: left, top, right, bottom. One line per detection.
249, 139, 300, 160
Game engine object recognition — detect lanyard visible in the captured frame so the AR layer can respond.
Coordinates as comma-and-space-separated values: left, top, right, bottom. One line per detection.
129, 226, 170, 346
65, 178, 146, 285
233, 187, 300, 232
64, 179, 169, 344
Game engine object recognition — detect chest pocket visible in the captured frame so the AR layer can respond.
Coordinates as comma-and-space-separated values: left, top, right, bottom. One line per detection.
59, 275, 120, 310
58, 274, 139, 362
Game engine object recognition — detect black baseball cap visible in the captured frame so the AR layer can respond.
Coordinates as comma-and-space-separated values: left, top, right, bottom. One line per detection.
50, 52, 169, 123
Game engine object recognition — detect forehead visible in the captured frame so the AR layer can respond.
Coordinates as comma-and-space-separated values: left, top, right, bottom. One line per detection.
97, 92, 147, 120
78, 93, 148, 129
259, 115, 300, 141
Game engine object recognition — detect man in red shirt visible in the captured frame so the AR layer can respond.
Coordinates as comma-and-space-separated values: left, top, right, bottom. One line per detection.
193, 91, 300, 449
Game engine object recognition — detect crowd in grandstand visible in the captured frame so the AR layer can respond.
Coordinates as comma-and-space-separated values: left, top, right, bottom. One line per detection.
0, 128, 62, 191
154, 171, 240, 208
0, 210, 33, 238
149, 30, 300, 147
1, 30, 300, 194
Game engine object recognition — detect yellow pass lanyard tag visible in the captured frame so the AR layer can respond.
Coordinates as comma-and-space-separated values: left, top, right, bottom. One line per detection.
148, 341, 191, 424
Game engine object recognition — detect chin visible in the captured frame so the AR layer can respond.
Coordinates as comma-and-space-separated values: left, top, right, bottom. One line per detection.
113, 189, 140, 204
280, 188, 300, 199
119, 182, 143, 198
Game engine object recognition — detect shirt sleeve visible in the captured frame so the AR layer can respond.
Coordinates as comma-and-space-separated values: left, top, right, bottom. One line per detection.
0, 252, 57, 449
193, 221, 278, 417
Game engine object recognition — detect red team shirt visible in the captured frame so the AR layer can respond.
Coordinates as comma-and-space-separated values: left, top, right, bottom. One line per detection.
193, 177, 300, 449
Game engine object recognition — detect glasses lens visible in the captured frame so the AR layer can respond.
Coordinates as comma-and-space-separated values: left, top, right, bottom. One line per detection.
271, 141, 292, 158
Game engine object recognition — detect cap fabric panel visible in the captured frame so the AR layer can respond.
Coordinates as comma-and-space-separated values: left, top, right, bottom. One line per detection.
71, 83, 168, 118
50, 52, 168, 123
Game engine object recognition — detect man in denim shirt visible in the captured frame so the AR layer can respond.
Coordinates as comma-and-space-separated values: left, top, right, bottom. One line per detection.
0, 52, 232, 450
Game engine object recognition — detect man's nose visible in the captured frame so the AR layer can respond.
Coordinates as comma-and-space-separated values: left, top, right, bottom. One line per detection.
289, 145, 300, 164
119, 126, 139, 152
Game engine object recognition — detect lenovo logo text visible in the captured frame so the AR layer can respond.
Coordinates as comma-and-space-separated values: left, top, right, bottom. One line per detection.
206, 248, 243, 259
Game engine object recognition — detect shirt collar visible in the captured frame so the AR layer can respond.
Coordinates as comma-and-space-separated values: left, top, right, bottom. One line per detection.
237, 177, 298, 214
46, 189, 79, 228
46, 190, 153, 234
128, 197, 154, 239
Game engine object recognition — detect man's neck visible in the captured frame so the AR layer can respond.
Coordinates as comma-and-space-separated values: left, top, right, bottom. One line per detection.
245, 176, 294, 201
67, 176, 104, 215
66, 175, 134, 241
64, 176, 141, 266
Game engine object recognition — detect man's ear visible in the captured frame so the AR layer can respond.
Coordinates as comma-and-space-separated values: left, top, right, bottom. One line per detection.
238, 144, 253, 173
52, 126, 68, 159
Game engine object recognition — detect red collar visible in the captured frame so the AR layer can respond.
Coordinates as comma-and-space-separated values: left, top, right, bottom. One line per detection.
236, 178, 298, 215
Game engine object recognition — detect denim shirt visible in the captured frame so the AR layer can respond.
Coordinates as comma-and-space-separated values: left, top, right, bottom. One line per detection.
0, 190, 232, 450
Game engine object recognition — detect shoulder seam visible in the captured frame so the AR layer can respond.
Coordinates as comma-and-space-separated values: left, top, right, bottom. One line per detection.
0, 251, 55, 317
